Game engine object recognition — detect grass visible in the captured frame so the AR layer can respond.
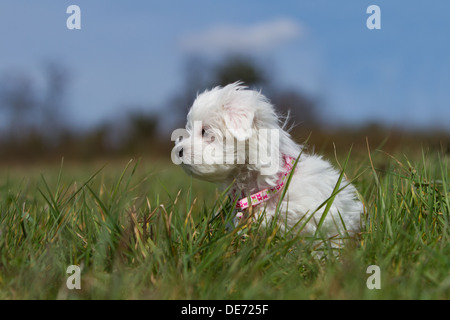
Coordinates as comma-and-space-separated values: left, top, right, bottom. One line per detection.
0, 144, 449, 300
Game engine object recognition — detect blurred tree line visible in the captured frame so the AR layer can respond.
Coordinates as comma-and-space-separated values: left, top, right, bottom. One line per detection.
0, 56, 448, 164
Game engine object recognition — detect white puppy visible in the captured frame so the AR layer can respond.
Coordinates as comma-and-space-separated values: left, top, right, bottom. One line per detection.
174, 82, 363, 243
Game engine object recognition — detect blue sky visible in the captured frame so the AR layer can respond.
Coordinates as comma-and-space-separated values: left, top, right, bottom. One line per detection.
0, 0, 449, 131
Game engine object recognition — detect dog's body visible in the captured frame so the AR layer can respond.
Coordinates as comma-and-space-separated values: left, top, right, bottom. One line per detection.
175, 82, 363, 241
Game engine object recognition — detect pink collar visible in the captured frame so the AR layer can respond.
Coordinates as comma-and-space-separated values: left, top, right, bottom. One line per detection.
234, 155, 296, 210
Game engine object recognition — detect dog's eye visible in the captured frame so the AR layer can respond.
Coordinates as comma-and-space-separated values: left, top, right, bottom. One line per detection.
201, 128, 206, 137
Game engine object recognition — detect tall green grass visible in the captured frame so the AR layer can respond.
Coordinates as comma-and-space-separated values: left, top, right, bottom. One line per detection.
0, 147, 448, 299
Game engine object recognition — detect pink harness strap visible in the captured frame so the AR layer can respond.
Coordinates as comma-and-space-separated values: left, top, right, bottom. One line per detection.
234, 155, 296, 210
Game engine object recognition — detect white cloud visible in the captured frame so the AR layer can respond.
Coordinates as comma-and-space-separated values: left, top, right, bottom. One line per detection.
179, 18, 303, 54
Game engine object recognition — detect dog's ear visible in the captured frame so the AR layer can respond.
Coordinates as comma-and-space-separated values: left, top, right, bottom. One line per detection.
223, 104, 254, 141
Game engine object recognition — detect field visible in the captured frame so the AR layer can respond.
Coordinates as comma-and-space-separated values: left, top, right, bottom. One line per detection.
0, 138, 449, 300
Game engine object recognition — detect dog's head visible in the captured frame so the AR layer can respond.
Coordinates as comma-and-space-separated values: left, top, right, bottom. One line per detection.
173, 82, 286, 182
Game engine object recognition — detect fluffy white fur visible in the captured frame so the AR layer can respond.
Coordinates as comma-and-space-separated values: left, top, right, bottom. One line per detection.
175, 82, 363, 242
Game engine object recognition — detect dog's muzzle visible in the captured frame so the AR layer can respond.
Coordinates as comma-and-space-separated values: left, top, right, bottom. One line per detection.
177, 146, 183, 159
174, 136, 184, 161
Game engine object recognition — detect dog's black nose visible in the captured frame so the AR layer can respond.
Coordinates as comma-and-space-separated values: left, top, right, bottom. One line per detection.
178, 148, 183, 158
